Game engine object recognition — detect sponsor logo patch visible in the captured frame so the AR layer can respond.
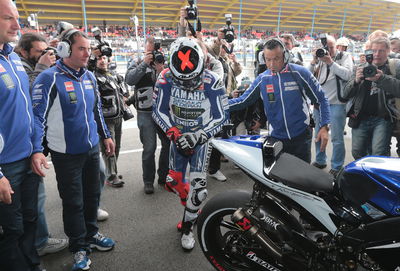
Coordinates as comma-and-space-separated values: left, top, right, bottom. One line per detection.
0, 64, 6, 73
203, 77, 212, 84
64, 81, 74, 92
266, 84, 274, 93
16, 65, 25, 72
1, 74, 15, 89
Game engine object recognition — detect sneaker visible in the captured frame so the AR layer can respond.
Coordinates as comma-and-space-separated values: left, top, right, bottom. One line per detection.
106, 175, 124, 188
209, 170, 227, 182
37, 237, 68, 256
311, 162, 327, 169
181, 230, 195, 251
88, 232, 115, 251
97, 208, 109, 222
144, 183, 154, 194
72, 250, 91, 271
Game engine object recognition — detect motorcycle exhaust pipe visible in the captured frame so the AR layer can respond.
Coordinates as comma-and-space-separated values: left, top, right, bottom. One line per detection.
232, 208, 282, 260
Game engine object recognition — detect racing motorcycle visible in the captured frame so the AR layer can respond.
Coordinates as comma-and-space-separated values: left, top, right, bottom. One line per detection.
197, 134, 400, 271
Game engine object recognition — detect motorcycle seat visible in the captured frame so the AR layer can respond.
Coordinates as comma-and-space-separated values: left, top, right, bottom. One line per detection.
269, 153, 334, 193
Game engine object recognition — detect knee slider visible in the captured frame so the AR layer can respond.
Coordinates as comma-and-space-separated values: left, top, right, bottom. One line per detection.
189, 178, 208, 207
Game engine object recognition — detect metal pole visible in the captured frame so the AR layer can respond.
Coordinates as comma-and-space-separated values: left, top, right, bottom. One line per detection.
193, 0, 197, 31
142, 0, 146, 42
340, 8, 347, 37
82, 0, 88, 33
367, 15, 372, 36
311, 6, 316, 38
35, 14, 39, 33
392, 14, 397, 33
277, 1, 282, 34
238, 0, 245, 66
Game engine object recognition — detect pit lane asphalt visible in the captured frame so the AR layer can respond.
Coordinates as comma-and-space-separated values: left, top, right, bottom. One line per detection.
40, 117, 395, 271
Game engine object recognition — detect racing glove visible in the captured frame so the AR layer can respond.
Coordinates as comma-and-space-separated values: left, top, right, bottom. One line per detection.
176, 130, 208, 151
166, 126, 182, 142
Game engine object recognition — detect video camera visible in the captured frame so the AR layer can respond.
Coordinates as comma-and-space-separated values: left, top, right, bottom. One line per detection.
223, 14, 234, 43
363, 49, 377, 78
92, 27, 113, 57
56, 21, 73, 36
185, 0, 198, 20
316, 33, 329, 58
152, 42, 165, 64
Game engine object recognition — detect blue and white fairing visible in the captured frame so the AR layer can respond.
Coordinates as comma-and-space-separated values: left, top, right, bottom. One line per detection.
342, 156, 400, 217
211, 135, 339, 234
211, 135, 265, 181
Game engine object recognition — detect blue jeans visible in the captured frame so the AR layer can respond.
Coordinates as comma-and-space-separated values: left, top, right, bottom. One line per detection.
314, 104, 346, 170
35, 179, 49, 249
50, 145, 101, 253
137, 111, 170, 184
351, 117, 392, 160
278, 127, 312, 163
0, 158, 41, 271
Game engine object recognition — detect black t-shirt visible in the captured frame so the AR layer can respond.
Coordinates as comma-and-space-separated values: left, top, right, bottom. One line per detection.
360, 64, 390, 119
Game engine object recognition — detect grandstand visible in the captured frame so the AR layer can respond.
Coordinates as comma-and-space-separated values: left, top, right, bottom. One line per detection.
15, 0, 400, 35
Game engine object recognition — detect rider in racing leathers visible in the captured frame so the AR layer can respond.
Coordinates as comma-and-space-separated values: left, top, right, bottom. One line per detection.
152, 37, 229, 251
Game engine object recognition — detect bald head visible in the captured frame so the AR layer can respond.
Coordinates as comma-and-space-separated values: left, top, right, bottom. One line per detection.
0, 0, 20, 49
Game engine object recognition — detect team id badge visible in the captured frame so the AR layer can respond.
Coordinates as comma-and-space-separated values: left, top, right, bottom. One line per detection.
266, 84, 275, 102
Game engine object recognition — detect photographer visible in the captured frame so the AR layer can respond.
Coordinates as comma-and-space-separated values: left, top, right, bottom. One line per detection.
93, 55, 131, 188
343, 37, 400, 160
309, 34, 353, 176
16, 32, 56, 84
280, 33, 304, 66
125, 36, 170, 194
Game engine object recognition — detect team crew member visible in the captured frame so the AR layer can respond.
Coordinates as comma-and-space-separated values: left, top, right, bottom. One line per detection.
230, 38, 330, 163
0, 0, 43, 270
153, 37, 229, 250
30, 29, 115, 271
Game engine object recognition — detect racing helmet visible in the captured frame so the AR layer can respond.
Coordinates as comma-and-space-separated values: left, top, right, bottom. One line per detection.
169, 37, 205, 91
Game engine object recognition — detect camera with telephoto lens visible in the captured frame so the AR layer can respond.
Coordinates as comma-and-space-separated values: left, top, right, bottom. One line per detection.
152, 42, 165, 64
363, 49, 377, 78
316, 33, 329, 58
223, 14, 234, 43
185, 0, 198, 20
92, 27, 113, 57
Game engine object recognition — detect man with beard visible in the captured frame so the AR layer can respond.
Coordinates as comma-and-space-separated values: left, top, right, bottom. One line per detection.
16, 32, 56, 84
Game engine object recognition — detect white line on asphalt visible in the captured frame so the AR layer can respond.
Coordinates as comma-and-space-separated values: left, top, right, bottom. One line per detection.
46, 146, 161, 165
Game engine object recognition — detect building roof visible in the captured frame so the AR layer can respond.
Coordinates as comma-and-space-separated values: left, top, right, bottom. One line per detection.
16, 0, 400, 34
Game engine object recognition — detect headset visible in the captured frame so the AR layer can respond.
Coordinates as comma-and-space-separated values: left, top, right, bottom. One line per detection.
263, 37, 291, 65
57, 29, 80, 58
